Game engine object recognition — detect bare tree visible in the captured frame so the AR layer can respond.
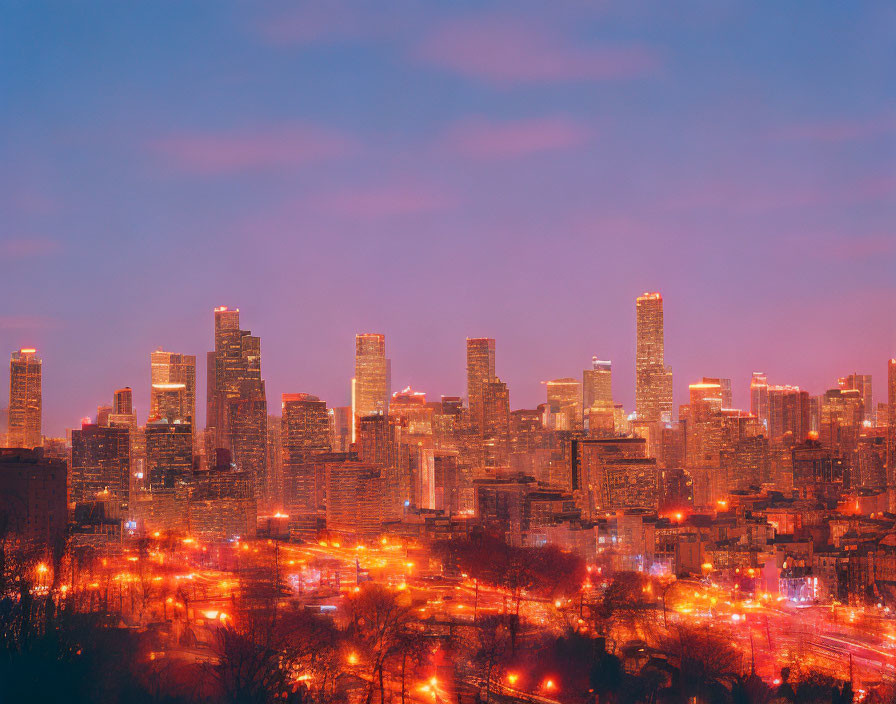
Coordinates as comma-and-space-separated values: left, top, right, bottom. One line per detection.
344, 583, 416, 704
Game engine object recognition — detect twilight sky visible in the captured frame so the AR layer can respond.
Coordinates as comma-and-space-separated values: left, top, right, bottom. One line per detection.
2, 1, 895, 436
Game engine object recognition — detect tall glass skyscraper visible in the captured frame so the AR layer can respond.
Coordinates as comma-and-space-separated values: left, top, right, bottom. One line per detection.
8, 348, 42, 449
635, 293, 673, 423
352, 333, 390, 442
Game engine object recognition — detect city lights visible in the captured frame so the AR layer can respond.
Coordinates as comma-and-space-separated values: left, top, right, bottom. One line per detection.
0, 4, 892, 697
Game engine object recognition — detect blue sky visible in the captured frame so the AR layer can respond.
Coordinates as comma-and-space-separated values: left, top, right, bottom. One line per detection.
2, 1, 895, 434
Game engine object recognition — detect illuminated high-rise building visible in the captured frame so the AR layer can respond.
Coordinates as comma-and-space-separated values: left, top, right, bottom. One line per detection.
357, 413, 393, 467
719, 378, 733, 409
583, 358, 613, 409
145, 419, 193, 492
113, 387, 133, 416
8, 348, 41, 449
750, 372, 769, 428
838, 373, 873, 424
70, 421, 131, 516
467, 337, 495, 422
150, 350, 196, 423
545, 378, 582, 431
689, 379, 724, 419
635, 293, 673, 423
96, 405, 112, 427
280, 394, 331, 514
352, 333, 390, 442
206, 307, 268, 504
767, 385, 811, 446
820, 387, 863, 457
325, 462, 383, 538
466, 337, 510, 442
887, 359, 895, 477
150, 383, 186, 423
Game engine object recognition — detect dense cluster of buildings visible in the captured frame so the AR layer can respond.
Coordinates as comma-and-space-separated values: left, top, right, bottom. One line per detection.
2, 294, 896, 605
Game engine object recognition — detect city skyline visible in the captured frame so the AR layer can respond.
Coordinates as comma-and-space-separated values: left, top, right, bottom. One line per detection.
3, 5, 896, 699
3, 2, 894, 436
7, 295, 896, 438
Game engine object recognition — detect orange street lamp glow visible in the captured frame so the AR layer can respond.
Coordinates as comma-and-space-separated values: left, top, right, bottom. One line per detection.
507, 673, 519, 685
347, 652, 359, 665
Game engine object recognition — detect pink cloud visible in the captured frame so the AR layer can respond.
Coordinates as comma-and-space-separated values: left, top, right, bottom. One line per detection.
417, 17, 659, 84
152, 125, 355, 174
0, 237, 62, 260
442, 116, 592, 159
314, 183, 453, 219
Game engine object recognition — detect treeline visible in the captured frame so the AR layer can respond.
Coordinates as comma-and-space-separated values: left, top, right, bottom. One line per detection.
434, 533, 586, 615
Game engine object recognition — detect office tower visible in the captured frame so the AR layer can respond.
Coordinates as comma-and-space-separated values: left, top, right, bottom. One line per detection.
331, 406, 352, 453
266, 414, 282, 510
820, 388, 864, 456
325, 462, 383, 538
889, 359, 896, 478
8, 348, 41, 448
689, 379, 724, 418
466, 337, 510, 440
583, 358, 613, 409
750, 372, 769, 427
545, 378, 582, 431
280, 394, 331, 514
206, 307, 268, 504
767, 385, 811, 446
151, 383, 187, 422
356, 413, 392, 467
70, 422, 131, 516
150, 350, 196, 423
481, 379, 510, 441
113, 387, 132, 415
467, 337, 496, 427
838, 373, 873, 424
352, 333, 390, 442
145, 420, 193, 491
601, 458, 660, 512
0, 449, 67, 549
635, 293, 673, 423
719, 378, 733, 409
96, 405, 112, 427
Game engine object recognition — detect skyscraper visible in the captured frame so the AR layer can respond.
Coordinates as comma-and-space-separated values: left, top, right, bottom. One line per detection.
584, 358, 614, 436
583, 358, 613, 410
71, 421, 131, 515
635, 293, 673, 423
151, 384, 187, 423
838, 373, 873, 424
145, 420, 193, 492
280, 393, 331, 514
352, 333, 390, 442
750, 372, 769, 428
8, 348, 41, 449
465, 337, 510, 465
151, 349, 196, 423
466, 337, 496, 432
768, 385, 811, 446
887, 359, 896, 478
206, 307, 268, 504
546, 378, 582, 431
113, 387, 133, 416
